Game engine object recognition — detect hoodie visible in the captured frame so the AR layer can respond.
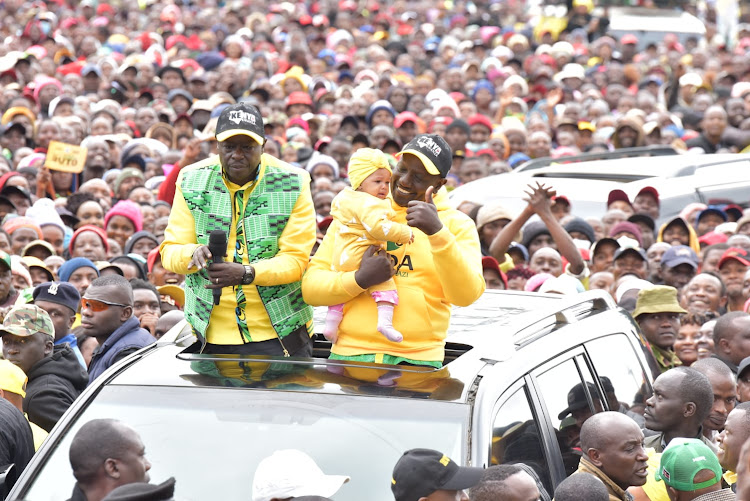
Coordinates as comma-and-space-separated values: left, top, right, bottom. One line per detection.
24, 344, 89, 432
612, 117, 645, 149
657, 216, 700, 254
302, 188, 485, 362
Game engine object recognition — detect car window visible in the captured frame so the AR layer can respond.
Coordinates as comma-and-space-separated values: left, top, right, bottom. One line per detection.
491, 383, 552, 493
534, 356, 600, 478
20, 386, 470, 501
585, 334, 652, 425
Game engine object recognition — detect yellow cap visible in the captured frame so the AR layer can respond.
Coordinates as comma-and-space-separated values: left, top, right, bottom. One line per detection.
0, 359, 27, 398
347, 148, 391, 190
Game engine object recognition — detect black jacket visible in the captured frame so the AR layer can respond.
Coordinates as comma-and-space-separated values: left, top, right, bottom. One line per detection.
0, 398, 34, 493
24, 344, 89, 432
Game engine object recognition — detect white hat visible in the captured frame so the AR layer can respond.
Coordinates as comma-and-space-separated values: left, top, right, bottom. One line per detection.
554, 63, 585, 83
252, 450, 350, 501
679, 72, 703, 88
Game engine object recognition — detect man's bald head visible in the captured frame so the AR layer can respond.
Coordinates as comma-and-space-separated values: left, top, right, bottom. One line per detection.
580, 411, 638, 452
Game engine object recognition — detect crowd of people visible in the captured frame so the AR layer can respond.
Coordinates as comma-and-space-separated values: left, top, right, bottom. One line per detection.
0, 0, 749, 498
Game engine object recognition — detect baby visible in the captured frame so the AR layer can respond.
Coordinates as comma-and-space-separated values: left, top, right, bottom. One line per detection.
324, 148, 413, 343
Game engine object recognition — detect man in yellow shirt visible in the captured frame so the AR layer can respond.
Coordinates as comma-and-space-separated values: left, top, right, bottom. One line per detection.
302, 134, 485, 367
160, 103, 316, 356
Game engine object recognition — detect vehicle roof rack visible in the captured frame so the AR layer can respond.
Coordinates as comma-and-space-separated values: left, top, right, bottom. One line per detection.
515, 145, 678, 172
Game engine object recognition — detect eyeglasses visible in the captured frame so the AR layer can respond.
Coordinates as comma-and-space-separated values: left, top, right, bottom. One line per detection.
81, 298, 130, 312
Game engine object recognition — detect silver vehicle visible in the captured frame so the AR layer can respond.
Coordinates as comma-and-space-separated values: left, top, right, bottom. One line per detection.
8, 290, 654, 500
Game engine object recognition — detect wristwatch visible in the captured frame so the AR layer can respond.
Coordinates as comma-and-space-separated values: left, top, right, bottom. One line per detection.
241, 265, 255, 285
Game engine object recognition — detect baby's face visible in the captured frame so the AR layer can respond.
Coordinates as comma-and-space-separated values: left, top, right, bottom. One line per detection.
358, 168, 391, 200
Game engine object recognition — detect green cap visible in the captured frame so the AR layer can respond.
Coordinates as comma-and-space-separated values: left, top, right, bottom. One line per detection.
655, 438, 722, 491
0, 305, 54, 339
632, 285, 687, 319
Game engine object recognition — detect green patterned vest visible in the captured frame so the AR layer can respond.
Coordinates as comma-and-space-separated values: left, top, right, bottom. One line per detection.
180, 158, 313, 343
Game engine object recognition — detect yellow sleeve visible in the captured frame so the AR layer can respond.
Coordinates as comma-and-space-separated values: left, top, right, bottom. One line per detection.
359, 202, 412, 245
428, 212, 486, 307
159, 176, 200, 275
301, 219, 365, 306
252, 178, 317, 286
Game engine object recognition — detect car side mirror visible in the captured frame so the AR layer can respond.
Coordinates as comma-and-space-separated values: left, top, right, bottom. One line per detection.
0, 463, 15, 500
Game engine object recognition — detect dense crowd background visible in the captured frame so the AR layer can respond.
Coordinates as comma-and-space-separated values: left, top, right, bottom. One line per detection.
0, 0, 750, 498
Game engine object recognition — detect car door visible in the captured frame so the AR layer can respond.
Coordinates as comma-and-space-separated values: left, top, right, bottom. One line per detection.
489, 349, 604, 494
583, 333, 654, 423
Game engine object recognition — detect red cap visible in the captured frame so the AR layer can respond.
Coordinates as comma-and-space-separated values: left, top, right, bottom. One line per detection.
607, 189, 632, 208
698, 231, 728, 246
147, 247, 161, 273
718, 247, 750, 269
286, 91, 313, 107
552, 195, 571, 206
637, 186, 660, 206
621, 34, 638, 45
476, 148, 498, 160
481, 256, 508, 289
394, 111, 419, 129
467, 113, 493, 131
97, 3, 115, 15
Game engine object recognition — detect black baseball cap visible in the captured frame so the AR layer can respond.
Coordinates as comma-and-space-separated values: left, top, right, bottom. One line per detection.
215, 102, 265, 145
32, 281, 81, 314
738, 356, 750, 380
613, 246, 647, 262
558, 382, 600, 419
391, 448, 483, 501
395, 134, 453, 178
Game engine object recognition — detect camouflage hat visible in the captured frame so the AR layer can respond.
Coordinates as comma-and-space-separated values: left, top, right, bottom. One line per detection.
0, 305, 54, 339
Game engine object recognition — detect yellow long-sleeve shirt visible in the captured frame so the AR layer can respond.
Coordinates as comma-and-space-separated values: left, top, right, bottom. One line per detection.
302, 188, 486, 362
330, 187, 413, 272
160, 154, 316, 344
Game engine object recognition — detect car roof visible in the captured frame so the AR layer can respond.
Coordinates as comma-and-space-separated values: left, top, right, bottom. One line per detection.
104, 290, 621, 404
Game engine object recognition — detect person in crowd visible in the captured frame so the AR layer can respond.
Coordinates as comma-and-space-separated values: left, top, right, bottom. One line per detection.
632, 286, 687, 374
32, 281, 86, 368
0, 393, 34, 493
161, 102, 316, 356
554, 472, 609, 501
660, 246, 699, 293
129, 279, 162, 337
712, 312, 750, 374
717, 249, 749, 314
575, 412, 649, 501
0, 359, 47, 450
67, 419, 151, 501
81, 275, 155, 384
692, 358, 738, 442
303, 134, 484, 367
391, 448, 483, 501
655, 439, 733, 501
0, 304, 87, 432
737, 357, 750, 403
716, 403, 750, 490
469, 464, 541, 501
674, 312, 717, 367
643, 367, 716, 452
251, 449, 349, 501
680, 274, 726, 315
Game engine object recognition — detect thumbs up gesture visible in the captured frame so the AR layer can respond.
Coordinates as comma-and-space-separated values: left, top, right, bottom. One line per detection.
406, 185, 443, 235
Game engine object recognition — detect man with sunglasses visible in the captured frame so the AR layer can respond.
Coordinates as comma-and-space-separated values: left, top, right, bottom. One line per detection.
82, 275, 155, 385
160, 102, 316, 356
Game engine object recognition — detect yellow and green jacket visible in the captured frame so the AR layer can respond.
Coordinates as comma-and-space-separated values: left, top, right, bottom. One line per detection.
160, 153, 316, 345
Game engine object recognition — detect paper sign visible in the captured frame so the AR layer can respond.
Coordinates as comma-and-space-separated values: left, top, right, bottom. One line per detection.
44, 141, 87, 173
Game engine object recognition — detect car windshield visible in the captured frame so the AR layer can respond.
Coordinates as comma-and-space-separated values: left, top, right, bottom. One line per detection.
23, 386, 469, 500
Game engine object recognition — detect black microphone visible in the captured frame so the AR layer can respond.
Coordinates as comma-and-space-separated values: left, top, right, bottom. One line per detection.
208, 230, 227, 305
